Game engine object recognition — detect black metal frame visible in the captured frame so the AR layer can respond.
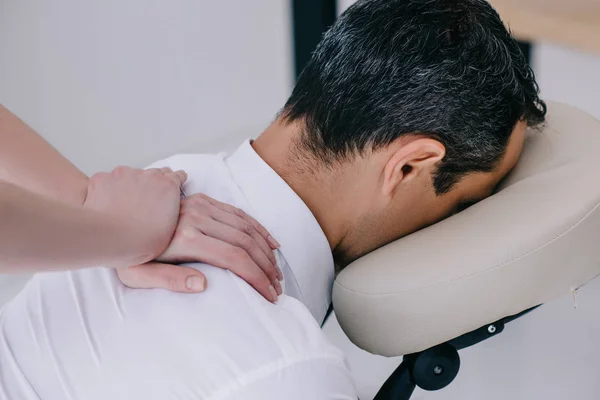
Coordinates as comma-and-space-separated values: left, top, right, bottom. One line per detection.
291, 0, 337, 78
518, 40, 532, 65
374, 306, 540, 400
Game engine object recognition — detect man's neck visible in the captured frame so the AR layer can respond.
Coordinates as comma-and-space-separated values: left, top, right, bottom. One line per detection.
252, 120, 349, 252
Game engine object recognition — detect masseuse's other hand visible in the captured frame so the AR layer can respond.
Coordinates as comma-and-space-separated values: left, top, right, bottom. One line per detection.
117, 193, 283, 303
84, 166, 187, 265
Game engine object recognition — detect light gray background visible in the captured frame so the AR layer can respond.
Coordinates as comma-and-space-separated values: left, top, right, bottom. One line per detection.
1, 1, 600, 399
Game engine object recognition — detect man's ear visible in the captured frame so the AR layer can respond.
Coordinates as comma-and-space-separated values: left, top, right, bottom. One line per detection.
382, 138, 445, 196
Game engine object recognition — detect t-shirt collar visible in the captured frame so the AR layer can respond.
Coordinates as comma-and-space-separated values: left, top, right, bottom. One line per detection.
225, 140, 334, 324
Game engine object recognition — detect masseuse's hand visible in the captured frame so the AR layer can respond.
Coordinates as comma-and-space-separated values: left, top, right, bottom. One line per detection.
83, 166, 187, 266
117, 193, 283, 303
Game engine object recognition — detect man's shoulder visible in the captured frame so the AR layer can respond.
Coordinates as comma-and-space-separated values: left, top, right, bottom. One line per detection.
145, 152, 227, 171
146, 153, 237, 199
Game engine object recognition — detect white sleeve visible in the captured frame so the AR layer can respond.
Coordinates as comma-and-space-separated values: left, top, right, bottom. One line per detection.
224, 356, 357, 400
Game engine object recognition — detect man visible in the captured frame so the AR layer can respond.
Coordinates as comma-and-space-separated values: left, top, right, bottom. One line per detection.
0, 0, 545, 399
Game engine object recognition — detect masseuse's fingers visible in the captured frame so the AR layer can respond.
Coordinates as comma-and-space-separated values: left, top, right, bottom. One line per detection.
207, 203, 279, 266
167, 171, 188, 187
145, 167, 187, 187
85, 166, 187, 265
157, 167, 188, 188
184, 195, 282, 282
176, 234, 278, 302
155, 222, 278, 301
182, 199, 279, 277
151, 192, 281, 301
117, 262, 207, 293
196, 193, 280, 250
188, 215, 282, 293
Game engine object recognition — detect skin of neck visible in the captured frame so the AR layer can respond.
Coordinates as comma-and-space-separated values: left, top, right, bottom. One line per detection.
252, 118, 381, 258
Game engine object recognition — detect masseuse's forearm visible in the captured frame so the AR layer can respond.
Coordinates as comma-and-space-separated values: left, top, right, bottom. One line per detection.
0, 181, 154, 272
0, 105, 155, 272
0, 104, 89, 206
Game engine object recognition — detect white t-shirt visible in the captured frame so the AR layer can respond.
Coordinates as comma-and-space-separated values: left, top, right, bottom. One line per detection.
0, 141, 357, 400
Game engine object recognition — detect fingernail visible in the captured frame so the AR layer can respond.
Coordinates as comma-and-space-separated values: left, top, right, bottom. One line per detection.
267, 235, 281, 249
186, 276, 206, 292
276, 267, 283, 281
268, 285, 278, 303
274, 280, 282, 296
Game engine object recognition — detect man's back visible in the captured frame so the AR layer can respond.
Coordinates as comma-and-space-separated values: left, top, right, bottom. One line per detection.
0, 145, 356, 400
0, 265, 353, 399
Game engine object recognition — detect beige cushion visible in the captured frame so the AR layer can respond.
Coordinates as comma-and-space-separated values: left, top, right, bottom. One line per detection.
333, 101, 600, 357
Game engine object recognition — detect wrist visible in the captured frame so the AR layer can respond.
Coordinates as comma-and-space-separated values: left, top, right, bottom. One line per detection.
106, 215, 173, 267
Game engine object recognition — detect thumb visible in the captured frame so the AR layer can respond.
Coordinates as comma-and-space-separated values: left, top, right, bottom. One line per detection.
117, 262, 207, 293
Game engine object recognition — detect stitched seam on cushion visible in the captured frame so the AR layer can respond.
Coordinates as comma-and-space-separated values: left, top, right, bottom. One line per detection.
335, 197, 600, 296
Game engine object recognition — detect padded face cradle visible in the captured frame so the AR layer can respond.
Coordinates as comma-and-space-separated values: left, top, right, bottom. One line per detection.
333, 102, 600, 357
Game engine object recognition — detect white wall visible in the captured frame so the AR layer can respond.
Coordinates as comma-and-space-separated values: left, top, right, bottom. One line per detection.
535, 43, 600, 119
0, 0, 292, 174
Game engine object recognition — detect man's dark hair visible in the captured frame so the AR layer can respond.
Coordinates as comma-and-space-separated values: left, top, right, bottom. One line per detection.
281, 0, 546, 194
